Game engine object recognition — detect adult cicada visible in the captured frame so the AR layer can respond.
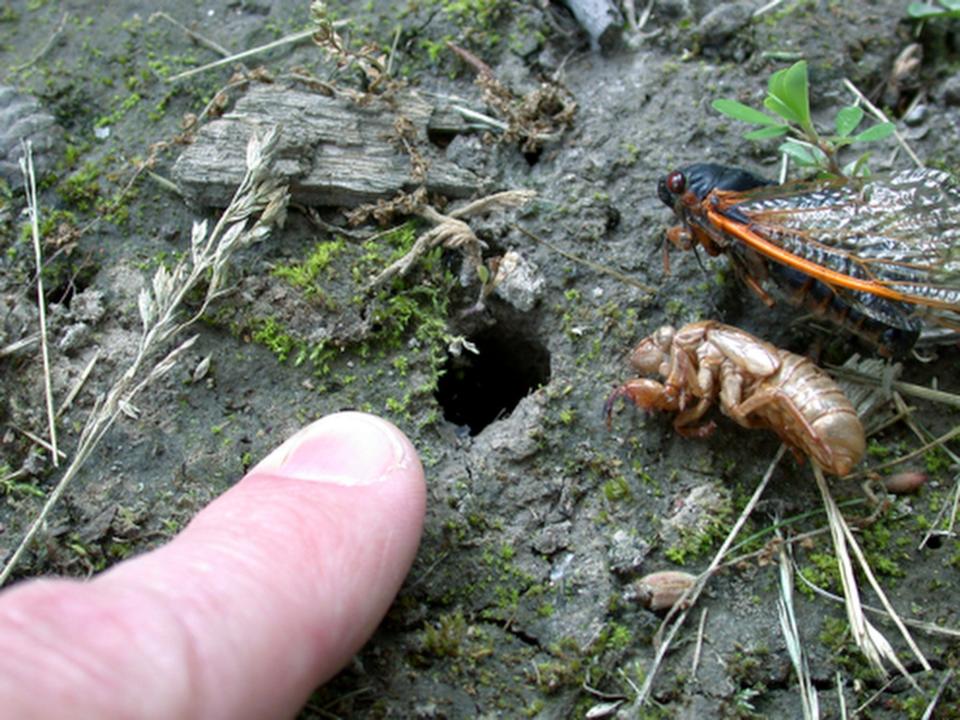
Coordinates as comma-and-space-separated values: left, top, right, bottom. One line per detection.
657, 163, 960, 357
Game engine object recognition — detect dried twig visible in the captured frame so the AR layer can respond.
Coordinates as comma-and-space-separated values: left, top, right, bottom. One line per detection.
690, 608, 708, 678
842, 78, 923, 169
919, 471, 960, 550
20, 142, 59, 468
511, 224, 656, 294
921, 669, 955, 720
447, 42, 576, 152
310, 2, 389, 92
753, 0, 789, 17
9, 425, 66, 462
149, 11, 234, 59
165, 27, 324, 83
56, 349, 101, 418
837, 672, 849, 719
891, 391, 960, 469
866, 423, 960, 475
365, 190, 537, 291
0, 129, 288, 586
829, 362, 960, 411
10, 11, 69, 72
0, 334, 39, 358
796, 571, 960, 640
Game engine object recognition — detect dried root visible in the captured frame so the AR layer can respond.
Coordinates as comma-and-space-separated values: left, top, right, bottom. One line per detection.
362, 189, 537, 300
448, 42, 576, 153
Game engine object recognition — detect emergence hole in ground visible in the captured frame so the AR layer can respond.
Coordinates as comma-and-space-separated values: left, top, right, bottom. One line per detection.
435, 324, 551, 436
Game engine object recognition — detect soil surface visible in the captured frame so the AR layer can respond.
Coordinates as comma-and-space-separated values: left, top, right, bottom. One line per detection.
1, 1, 958, 718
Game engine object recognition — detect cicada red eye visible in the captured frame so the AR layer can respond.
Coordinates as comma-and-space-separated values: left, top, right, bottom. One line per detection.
666, 171, 686, 195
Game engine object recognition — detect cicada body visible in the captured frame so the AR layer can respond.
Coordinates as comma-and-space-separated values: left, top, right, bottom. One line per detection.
657, 163, 960, 356
605, 320, 865, 476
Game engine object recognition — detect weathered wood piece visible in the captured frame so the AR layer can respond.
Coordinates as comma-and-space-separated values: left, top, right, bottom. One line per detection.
173, 84, 482, 208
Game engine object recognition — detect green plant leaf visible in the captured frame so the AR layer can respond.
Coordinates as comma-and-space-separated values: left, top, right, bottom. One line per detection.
851, 122, 895, 143
844, 153, 872, 178
907, 2, 943, 17
763, 95, 802, 124
779, 140, 826, 167
908, 0, 960, 16
834, 106, 864, 137
769, 61, 811, 132
712, 98, 782, 126
744, 125, 790, 140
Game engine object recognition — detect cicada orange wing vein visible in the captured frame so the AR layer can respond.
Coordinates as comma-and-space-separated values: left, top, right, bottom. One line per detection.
659, 164, 960, 349
704, 204, 959, 312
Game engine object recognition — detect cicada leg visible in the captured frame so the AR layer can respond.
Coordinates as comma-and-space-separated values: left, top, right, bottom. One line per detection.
727, 247, 777, 309
661, 344, 704, 407
666, 225, 693, 251
604, 378, 680, 429
672, 398, 718, 439
739, 271, 776, 308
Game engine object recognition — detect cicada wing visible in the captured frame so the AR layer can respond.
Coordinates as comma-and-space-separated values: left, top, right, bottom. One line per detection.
710, 169, 960, 322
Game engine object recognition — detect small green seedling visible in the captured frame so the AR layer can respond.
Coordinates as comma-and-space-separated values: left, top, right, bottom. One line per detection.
712, 60, 895, 176
907, 0, 960, 19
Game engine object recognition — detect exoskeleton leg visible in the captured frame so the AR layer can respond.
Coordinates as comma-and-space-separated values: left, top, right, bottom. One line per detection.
671, 397, 717, 439
604, 378, 680, 428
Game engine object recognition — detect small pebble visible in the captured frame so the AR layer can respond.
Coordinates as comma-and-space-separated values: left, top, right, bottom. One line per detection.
902, 103, 927, 126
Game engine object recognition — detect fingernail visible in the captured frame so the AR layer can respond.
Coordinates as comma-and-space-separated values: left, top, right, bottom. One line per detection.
252, 412, 414, 486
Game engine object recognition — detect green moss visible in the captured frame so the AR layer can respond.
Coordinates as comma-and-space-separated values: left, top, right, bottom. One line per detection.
663, 492, 733, 565
522, 700, 545, 717
799, 551, 840, 594
597, 621, 632, 651
529, 638, 584, 694
18, 208, 78, 245
866, 438, 905, 460
385, 391, 413, 416
0, 471, 45, 499
602, 476, 632, 503
422, 610, 469, 657
391, 355, 409, 375
58, 160, 102, 211
94, 91, 142, 128
272, 238, 345, 291
923, 446, 951, 475
252, 317, 297, 362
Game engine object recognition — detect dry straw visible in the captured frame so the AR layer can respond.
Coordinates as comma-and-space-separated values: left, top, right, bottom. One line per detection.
0, 128, 288, 586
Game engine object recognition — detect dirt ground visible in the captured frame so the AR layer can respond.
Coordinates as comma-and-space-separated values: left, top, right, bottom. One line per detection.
1, 1, 959, 717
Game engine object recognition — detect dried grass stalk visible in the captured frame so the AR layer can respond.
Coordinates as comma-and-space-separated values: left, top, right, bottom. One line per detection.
777, 544, 819, 720
0, 128, 289, 586
811, 465, 929, 686
20, 141, 59, 468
